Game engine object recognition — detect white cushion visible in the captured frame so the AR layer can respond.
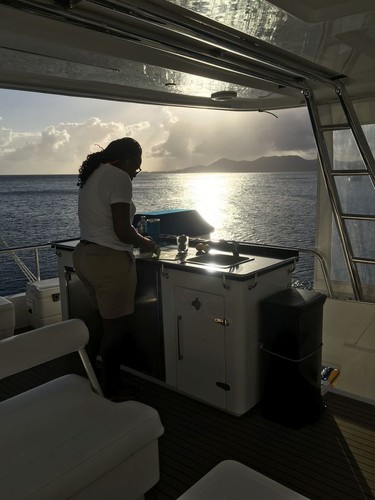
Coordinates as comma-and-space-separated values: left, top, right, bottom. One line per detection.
0, 297, 15, 338
0, 319, 89, 379
178, 460, 309, 499
0, 374, 164, 499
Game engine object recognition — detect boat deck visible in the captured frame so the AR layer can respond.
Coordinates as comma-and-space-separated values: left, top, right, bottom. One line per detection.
0, 354, 374, 500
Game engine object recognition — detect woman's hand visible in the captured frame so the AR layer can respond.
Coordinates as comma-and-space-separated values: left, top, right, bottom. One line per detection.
140, 235, 158, 253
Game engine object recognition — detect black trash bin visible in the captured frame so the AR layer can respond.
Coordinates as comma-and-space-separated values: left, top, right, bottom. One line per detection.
260, 288, 326, 428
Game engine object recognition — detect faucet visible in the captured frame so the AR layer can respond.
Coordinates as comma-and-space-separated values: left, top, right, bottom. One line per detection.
232, 241, 240, 258
218, 239, 240, 258
228, 240, 240, 258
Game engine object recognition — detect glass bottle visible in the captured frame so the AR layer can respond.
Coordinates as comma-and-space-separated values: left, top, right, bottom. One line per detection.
136, 215, 148, 235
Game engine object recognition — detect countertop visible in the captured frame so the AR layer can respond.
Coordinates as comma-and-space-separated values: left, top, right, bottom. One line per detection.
52, 238, 298, 282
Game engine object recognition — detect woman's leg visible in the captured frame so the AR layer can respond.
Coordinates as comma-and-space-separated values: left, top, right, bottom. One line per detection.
73, 243, 103, 368
84, 308, 104, 369
74, 244, 138, 398
100, 314, 132, 396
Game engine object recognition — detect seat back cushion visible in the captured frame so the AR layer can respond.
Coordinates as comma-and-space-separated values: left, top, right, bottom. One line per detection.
0, 319, 88, 380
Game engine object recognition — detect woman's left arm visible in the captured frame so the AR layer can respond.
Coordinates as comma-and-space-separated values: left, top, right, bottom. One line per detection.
111, 202, 156, 251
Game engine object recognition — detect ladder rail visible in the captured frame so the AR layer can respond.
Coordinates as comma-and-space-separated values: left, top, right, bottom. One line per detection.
304, 88, 365, 301
335, 84, 375, 187
330, 170, 369, 176
352, 257, 375, 265
341, 214, 375, 221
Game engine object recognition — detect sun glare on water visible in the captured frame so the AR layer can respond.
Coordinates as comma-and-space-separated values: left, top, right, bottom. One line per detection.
186, 174, 228, 236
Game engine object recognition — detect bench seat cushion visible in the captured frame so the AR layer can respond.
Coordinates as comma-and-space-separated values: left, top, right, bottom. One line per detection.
178, 460, 308, 499
0, 374, 164, 499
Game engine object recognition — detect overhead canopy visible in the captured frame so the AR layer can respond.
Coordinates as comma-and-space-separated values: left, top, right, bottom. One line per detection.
0, 0, 374, 111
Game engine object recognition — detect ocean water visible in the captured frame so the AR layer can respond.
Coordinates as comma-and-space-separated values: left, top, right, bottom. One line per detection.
0, 172, 317, 295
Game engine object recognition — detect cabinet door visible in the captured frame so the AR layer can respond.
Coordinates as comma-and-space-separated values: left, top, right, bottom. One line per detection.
174, 286, 226, 408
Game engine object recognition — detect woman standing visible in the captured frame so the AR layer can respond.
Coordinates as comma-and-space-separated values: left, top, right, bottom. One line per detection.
73, 137, 157, 399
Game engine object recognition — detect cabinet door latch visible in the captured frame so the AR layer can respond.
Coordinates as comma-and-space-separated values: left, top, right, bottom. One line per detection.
216, 382, 230, 391
214, 317, 229, 326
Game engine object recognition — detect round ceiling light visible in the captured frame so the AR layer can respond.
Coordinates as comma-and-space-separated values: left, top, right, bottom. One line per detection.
210, 91, 237, 101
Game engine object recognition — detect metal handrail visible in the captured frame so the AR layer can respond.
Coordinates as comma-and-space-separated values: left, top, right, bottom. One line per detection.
0, 243, 52, 253
0, 243, 53, 282
297, 247, 333, 297
244, 242, 333, 297
1, 240, 333, 296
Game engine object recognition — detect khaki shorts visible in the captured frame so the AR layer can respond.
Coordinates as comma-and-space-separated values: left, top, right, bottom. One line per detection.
73, 242, 137, 319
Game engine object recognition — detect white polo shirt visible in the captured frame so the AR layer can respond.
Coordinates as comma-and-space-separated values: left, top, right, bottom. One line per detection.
78, 163, 136, 251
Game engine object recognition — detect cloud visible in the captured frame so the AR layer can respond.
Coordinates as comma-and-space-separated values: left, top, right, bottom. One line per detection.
0, 117, 152, 174
270, 108, 317, 157
147, 108, 257, 169
146, 106, 316, 170
0, 127, 13, 148
0, 103, 316, 174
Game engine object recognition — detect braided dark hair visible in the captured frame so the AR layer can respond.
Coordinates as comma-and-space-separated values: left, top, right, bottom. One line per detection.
77, 137, 142, 188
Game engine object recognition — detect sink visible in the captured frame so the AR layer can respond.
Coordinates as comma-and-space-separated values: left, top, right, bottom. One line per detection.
186, 253, 253, 268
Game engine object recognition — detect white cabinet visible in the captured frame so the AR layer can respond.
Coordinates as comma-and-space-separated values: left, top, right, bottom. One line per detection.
174, 286, 226, 408
161, 264, 292, 415
55, 241, 294, 415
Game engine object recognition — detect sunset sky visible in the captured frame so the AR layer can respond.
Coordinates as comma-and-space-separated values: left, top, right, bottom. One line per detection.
0, 89, 317, 175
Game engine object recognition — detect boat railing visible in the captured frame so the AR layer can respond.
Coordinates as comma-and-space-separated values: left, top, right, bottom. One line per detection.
248, 243, 333, 297
0, 241, 334, 297
297, 247, 333, 297
0, 242, 53, 282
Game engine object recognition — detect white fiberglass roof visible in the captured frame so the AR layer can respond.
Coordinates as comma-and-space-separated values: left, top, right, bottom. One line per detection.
0, 0, 374, 110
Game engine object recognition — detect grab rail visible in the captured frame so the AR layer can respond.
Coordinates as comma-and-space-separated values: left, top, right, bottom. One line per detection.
238, 240, 333, 297
0, 242, 52, 282
1, 240, 333, 297
297, 247, 333, 298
